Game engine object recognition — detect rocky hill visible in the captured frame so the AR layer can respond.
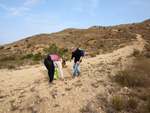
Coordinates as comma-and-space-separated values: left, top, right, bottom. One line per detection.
0, 19, 150, 113
0, 19, 150, 68
0, 19, 149, 69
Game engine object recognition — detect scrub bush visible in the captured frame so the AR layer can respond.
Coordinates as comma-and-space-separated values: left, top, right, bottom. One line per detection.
112, 95, 125, 111
126, 98, 138, 110
8, 65, 16, 69
21, 54, 33, 60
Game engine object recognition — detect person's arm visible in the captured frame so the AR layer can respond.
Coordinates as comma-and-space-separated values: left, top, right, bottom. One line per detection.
56, 61, 64, 80
79, 56, 82, 62
70, 52, 74, 62
77, 56, 82, 64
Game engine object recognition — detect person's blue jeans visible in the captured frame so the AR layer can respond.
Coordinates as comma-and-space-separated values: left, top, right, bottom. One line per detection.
73, 62, 80, 76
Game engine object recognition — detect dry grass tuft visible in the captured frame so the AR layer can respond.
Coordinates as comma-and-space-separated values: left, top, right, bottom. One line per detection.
132, 49, 141, 56
126, 97, 138, 110
115, 57, 150, 88
8, 65, 16, 69
111, 95, 125, 111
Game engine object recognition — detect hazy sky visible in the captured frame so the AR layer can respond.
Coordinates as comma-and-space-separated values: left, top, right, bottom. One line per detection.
0, 0, 150, 45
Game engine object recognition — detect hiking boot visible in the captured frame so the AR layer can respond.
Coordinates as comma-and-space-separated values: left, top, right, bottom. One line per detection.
77, 73, 81, 77
49, 82, 56, 85
72, 75, 76, 79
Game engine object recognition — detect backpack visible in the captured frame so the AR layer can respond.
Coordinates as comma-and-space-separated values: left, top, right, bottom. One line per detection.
80, 49, 84, 57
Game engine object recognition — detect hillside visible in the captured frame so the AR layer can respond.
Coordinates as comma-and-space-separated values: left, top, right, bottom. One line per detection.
0, 19, 150, 112
0, 19, 150, 69
0, 33, 150, 113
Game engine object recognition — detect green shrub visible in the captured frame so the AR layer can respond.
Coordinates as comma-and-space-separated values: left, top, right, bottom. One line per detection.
43, 43, 69, 58
27, 44, 31, 48
0, 56, 16, 62
33, 52, 43, 60
0, 62, 6, 69
115, 70, 131, 87
8, 65, 15, 69
112, 95, 125, 111
0, 46, 4, 49
29, 61, 39, 65
16, 60, 24, 66
25, 39, 28, 42
14, 45, 18, 47
118, 29, 121, 31
6, 47, 11, 50
49, 43, 58, 53
90, 53, 96, 57
21, 54, 33, 60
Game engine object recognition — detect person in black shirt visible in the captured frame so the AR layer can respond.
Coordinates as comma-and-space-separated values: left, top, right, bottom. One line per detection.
70, 48, 83, 78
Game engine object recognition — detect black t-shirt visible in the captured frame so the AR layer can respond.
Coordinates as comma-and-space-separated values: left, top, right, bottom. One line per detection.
71, 49, 82, 63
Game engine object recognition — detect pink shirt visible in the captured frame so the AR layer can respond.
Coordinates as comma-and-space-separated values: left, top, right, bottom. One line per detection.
49, 54, 61, 61
49, 54, 63, 78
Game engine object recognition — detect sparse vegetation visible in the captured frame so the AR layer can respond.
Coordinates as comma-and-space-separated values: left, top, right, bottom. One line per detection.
6, 47, 11, 50
8, 65, 16, 69
0, 56, 16, 62
112, 95, 125, 111
144, 44, 150, 58
21, 54, 33, 60
111, 96, 139, 112
29, 60, 39, 65
33, 52, 45, 60
147, 99, 150, 112
129, 27, 132, 29
90, 49, 99, 57
14, 45, 18, 47
126, 97, 138, 110
118, 29, 121, 31
0, 19, 150, 112
43, 43, 69, 60
114, 54, 150, 112
133, 49, 141, 56
0, 46, 4, 49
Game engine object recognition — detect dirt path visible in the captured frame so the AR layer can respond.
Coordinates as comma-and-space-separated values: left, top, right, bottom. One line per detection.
0, 34, 146, 113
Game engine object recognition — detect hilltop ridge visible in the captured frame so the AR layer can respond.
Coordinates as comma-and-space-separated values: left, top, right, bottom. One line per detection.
0, 33, 149, 113
0, 19, 150, 68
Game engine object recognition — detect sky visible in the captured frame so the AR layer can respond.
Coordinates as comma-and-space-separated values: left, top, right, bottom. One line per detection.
0, 0, 150, 45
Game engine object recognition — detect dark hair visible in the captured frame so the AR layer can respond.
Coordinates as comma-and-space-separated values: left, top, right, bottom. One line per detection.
47, 54, 51, 60
74, 48, 79, 53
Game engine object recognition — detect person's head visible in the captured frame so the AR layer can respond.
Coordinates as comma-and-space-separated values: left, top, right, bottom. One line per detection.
74, 48, 79, 53
71, 46, 77, 52
47, 54, 51, 59
62, 60, 66, 68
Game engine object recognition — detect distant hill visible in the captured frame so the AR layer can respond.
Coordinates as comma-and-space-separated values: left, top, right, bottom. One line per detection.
0, 19, 150, 69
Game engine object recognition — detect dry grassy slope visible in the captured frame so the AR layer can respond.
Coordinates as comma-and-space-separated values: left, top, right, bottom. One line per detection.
0, 20, 149, 112
0, 33, 147, 113
0, 19, 150, 58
